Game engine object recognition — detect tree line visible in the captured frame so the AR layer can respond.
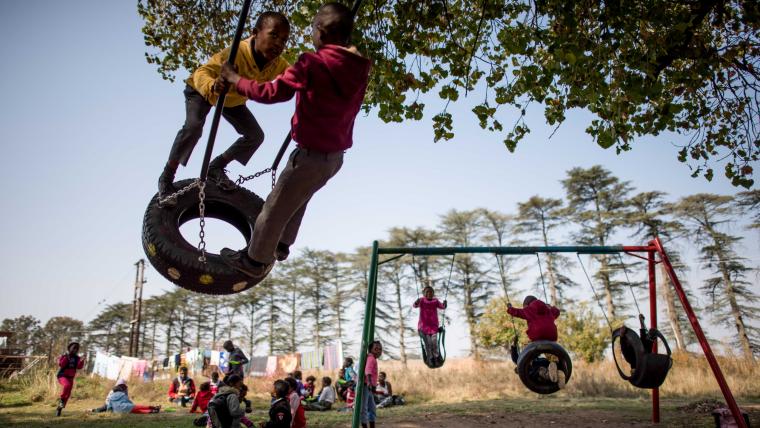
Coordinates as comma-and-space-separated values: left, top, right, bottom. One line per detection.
3, 166, 758, 364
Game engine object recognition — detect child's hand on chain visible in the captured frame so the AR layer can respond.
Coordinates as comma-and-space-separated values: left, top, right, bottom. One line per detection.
221, 62, 241, 85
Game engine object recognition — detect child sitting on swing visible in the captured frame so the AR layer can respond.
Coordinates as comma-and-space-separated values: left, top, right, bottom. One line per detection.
507, 295, 564, 388
413, 286, 447, 367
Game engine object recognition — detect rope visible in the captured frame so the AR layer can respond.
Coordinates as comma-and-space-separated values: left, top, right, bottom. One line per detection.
493, 253, 519, 344
616, 253, 643, 317
535, 253, 550, 303
576, 254, 614, 332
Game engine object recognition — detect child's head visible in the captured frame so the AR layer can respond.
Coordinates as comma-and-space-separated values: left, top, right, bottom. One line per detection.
293, 370, 303, 380
211, 371, 219, 382
338, 368, 345, 378
113, 378, 127, 392
423, 286, 435, 299
273, 379, 289, 399
378, 371, 386, 383
369, 340, 383, 357
306, 375, 316, 385
322, 376, 332, 386
343, 357, 353, 368
199, 381, 211, 392
226, 374, 243, 389
285, 377, 298, 393
239, 383, 248, 398
222, 340, 234, 352
178, 366, 189, 378
252, 11, 290, 61
523, 295, 537, 306
67, 342, 80, 354
311, 2, 354, 49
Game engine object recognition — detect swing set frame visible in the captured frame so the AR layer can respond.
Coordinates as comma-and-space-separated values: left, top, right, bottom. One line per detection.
351, 237, 747, 428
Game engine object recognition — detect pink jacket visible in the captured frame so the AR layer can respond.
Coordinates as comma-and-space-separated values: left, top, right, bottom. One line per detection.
57, 354, 84, 379
235, 44, 371, 153
507, 299, 561, 342
413, 297, 445, 335
364, 354, 378, 387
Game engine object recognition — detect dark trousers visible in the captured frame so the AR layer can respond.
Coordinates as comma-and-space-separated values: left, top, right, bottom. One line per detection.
167, 85, 264, 167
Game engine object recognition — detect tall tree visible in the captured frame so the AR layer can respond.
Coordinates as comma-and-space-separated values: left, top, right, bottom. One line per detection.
258, 272, 291, 355
562, 166, 632, 320
40, 317, 86, 361
234, 287, 264, 360
673, 194, 759, 360
328, 253, 357, 349
513, 198, 576, 305
0, 315, 42, 355
736, 189, 760, 234
139, 1, 759, 186
88, 303, 131, 355
627, 191, 698, 350
298, 249, 336, 352
439, 209, 493, 359
477, 209, 525, 302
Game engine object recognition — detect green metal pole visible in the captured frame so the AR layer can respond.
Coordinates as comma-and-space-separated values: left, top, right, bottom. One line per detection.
352, 241, 379, 428
375, 245, 652, 255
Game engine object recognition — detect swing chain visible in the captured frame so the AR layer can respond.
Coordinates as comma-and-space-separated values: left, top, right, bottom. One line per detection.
197, 181, 207, 263
235, 167, 278, 190
157, 179, 201, 207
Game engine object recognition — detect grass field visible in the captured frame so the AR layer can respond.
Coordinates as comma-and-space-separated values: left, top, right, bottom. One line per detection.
1, 354, 758, 427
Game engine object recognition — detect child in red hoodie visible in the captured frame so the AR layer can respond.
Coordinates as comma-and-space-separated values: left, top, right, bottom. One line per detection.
56, 342, 86, 416
507, 295, 565, 388
190, 381, 213, 413
219, 2, 371, 278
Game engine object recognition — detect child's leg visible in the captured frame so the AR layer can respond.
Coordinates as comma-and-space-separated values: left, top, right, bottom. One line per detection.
165, 86, 213, 170
130, 404, 155, 414
58, 377, 73, 406
248, 149, 343, 263
217, 105, 265, 167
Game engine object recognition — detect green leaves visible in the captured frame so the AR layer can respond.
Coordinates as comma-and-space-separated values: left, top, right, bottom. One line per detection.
138, 0, 760, 187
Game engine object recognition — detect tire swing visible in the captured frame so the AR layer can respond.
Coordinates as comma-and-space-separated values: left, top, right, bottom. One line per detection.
412, 254, 454, 369
612, 315, 673, 389
503, 254, 572, 394
142, 0, 282, 295
142, 179, 264, 295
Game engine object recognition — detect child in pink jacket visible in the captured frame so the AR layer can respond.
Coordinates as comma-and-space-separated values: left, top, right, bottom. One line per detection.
56, 342, 85, 416
413, 286, 447, 366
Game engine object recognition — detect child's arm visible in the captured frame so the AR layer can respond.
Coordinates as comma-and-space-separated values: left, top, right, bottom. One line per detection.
550, 306, 561, 319
77, 356, 85, 369
58, 355, 68, 368
222, 56, 308, 104
437, 299, 446, 309
189, 396, 198, 413
413, 298, 421, 308
193, 49, 230, 100
506, 304, 527, 319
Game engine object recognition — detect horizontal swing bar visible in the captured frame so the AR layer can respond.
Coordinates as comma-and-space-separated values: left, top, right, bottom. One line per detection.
375, 245, 655, 256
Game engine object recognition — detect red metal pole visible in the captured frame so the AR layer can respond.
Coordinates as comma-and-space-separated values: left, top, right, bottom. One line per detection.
648, 249, 660, 423
652, 238, 747, 428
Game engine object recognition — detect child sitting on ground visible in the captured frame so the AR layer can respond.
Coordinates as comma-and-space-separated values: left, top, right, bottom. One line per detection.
303, 375, 317, 400
260, 379, 292, 428
219, 2, 371, 278
303, 376, 336, 411
157, 11, 291, 199
507, 295, 564, 388
91, 379, 160, 414
413, 286, 447, 366
191, 381, 214, 413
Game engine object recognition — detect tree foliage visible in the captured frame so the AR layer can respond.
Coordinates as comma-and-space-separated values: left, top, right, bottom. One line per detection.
138, 0, 759, 186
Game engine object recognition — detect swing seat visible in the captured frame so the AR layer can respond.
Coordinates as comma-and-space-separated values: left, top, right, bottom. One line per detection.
612, 326, 672, 389
142, 179, 267, 294
515, 340, 572, 395
420, 328, 447, 369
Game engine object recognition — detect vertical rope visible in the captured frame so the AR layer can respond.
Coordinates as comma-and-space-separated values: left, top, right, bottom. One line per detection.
577, 254, 614, 332
535, 253, 550, 303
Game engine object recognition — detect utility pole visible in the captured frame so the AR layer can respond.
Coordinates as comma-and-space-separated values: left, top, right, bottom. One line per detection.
128, 259, 146, 357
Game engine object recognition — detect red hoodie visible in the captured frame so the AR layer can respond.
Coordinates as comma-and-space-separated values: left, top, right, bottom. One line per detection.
235, 44, 371, 153
507, 299, 561, 342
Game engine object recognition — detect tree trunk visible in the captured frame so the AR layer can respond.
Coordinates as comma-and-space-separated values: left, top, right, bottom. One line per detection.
463, 268, 480, 359
290, 287, 297, 353
248, 303, 255, 360
660, 264, 685, 351
335, 272, 344, 345
211, 301, 219, 347
150, 321, 157, 362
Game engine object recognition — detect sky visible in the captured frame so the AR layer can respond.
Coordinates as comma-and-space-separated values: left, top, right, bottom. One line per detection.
0, 0, 757, 358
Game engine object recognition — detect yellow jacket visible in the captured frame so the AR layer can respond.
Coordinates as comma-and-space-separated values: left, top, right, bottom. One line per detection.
186, 37, 289, 107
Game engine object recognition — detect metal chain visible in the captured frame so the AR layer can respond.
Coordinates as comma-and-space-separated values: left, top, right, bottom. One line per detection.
157, 179, 200, 206
197, 181, 207, 263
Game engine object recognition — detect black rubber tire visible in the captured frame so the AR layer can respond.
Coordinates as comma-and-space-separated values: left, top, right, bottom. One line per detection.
516, 340, 573, 395
142, 179, 265, 295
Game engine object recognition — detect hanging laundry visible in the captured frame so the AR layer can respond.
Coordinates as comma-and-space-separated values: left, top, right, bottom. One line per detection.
106, 355, 122, 380
174, 353, 181, 369
210, 350, 221, 367
117, 357, 138, 380
132, 360, 148, 380
249, 356, 268, 377
277, 354, 299, 374
265, 356, 278, 376
322, 342, 344, 371
162, 357, 169, 368
218, 351, 229, 374
300, 350, 321, 370
92, 351, 109, 378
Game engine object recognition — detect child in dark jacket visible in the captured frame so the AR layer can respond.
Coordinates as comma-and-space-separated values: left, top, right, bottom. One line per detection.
261, 379, 292, 428
507, 295, 564, 388
219, 2, 371, 278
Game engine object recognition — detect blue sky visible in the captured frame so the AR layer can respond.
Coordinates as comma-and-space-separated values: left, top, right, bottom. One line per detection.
0, 0, 756, 357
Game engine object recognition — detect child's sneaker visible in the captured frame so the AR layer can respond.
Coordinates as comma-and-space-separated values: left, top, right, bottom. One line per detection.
557, 370, 566, 389
56, 399, 64, 416
207, 160, 237, 191
220, 248, 273, 279
548, 361, 559, 383
537, 366, 550, 381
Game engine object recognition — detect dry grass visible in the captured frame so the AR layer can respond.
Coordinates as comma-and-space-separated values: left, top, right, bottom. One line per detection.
4, 352, 759, 407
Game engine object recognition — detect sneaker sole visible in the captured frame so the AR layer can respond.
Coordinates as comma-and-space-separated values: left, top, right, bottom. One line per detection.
548, 362, 558, 383
219, 251, 273, 279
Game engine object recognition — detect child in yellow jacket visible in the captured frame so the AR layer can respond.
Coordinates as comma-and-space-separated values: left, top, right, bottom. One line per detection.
158, 11, 291, 199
